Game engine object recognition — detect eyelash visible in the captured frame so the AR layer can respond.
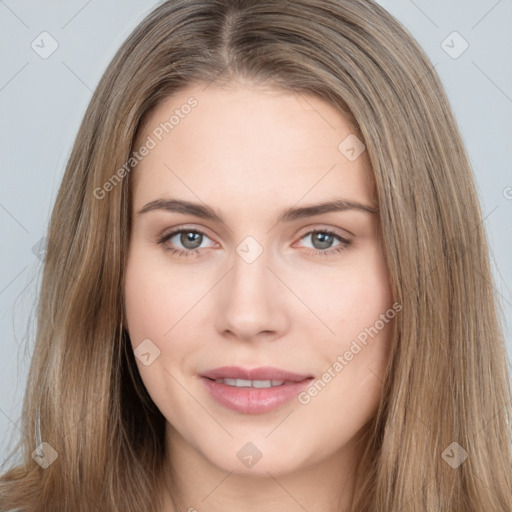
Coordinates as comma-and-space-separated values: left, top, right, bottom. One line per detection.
157, 227, 352, 258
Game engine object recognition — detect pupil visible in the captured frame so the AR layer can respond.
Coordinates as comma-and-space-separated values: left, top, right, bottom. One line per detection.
181, 231, 202, 249
314, 232, 333, 250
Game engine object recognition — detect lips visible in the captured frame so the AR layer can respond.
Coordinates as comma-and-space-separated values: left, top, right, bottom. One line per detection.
200, 366, 314, 414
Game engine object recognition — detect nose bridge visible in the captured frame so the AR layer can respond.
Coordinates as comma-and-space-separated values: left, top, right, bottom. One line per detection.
215, 234, 286, 339
230, 236, 274, 307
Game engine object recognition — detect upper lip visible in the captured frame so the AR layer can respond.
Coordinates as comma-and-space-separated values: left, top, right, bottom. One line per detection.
201, 366, 313, 382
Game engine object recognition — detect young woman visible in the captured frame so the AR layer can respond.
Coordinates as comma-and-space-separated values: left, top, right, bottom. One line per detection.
1, 0, 511, 510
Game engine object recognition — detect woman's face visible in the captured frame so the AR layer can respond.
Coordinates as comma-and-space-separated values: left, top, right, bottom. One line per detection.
124, 82, 394, 477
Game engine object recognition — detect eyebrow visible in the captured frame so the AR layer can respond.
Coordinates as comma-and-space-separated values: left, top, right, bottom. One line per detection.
137, 197, 378, 223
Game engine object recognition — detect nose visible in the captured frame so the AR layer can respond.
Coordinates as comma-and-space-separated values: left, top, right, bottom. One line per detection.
214, 246, 289, 343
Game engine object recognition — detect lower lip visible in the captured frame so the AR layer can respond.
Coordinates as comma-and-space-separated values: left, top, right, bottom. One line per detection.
200, 377, 313, 414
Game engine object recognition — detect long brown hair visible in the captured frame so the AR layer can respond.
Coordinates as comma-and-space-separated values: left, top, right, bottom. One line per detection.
1, 0, 511, 510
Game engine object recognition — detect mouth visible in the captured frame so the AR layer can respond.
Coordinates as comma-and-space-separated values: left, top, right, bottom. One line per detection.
206, 378, 296, 388
200, 366, 314, 414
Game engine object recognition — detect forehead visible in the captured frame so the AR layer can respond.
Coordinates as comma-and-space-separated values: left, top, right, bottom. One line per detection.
130, 83, 374, 213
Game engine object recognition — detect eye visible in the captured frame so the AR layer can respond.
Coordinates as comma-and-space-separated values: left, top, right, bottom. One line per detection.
158, 227, 352, 258
158, 228, 216, 258
296, 229, 352, 256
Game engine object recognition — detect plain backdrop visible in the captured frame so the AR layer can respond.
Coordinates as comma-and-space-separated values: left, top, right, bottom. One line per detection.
1, 0, 511, 464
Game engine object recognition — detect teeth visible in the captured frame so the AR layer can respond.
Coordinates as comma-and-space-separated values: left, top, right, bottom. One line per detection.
215, 378, 285, 388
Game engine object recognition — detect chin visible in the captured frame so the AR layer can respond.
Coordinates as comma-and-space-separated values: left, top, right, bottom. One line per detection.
203, 440, 312, 478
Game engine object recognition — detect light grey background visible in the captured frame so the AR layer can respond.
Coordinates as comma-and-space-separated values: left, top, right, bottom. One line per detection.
1, 0, 511, 464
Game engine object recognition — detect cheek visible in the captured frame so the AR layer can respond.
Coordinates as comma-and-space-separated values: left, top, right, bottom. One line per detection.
306, 242, 394, 401
124, 248, 181, 399
124, 244, 210, 381
124, 264, 164, 345
123, 249, 195, 422
124, 245, 200, 342
304, 243, 392, 344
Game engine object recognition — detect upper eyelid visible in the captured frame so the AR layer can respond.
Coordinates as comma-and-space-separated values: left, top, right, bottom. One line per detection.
161, 225, 216, 243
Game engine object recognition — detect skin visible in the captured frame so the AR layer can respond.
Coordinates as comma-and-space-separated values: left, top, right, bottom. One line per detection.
124, 82, 394, 512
